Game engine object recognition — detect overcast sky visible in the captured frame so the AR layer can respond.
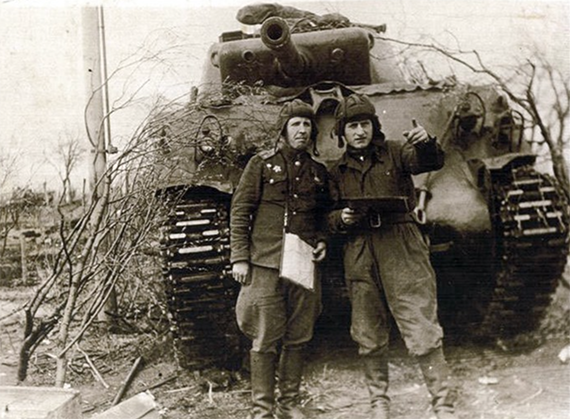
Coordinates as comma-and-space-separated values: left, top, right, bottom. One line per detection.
0, 0, 568, 191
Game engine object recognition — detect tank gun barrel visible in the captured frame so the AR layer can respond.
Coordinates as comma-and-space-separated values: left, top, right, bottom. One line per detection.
260, 17, 309, 78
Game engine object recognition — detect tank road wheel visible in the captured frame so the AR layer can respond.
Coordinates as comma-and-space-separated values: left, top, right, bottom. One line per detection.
478, 165, 569, 337
159, 187, 243, 369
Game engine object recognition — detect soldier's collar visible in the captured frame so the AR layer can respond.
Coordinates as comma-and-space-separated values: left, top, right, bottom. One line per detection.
346, 144, 374, 160
372, 141, 387, 161
340, 142, 385, 167
278, 142, 309, 161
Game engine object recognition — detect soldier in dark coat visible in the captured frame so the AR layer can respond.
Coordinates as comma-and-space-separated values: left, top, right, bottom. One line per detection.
231, 99, 330, 419
327, 93, 457, 419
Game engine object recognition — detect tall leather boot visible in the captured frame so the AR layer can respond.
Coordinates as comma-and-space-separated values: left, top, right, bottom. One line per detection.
275, 345, 306, 419
250, 351, 277, 419
362, 353, 390, 419
417, 347, 458, 419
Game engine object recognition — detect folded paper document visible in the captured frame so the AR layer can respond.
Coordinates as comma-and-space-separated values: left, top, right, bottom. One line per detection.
280, 232, 316, 291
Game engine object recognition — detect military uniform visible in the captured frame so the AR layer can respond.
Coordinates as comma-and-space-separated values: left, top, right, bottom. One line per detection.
230, 98, 330, 419
328, 139, 444, 356
231, 143, 329, 352
328, 93, 457, 419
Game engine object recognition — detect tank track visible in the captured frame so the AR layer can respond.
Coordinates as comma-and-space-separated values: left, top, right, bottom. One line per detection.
479, 165, 569, 336
160, 188, 242, 369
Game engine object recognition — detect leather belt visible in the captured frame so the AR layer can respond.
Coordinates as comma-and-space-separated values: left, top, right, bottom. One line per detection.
366, 212, 415, 228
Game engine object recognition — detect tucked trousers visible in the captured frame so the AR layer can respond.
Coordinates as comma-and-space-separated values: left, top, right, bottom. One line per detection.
236, 265, 322, 353
343, 222, 443, 357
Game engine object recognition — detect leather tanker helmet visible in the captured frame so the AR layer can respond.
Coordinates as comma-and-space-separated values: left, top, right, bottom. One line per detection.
277, 98, 319, 140
334, 93, 385, 147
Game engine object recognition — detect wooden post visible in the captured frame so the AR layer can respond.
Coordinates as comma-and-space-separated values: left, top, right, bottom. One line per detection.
82, 5, 116, 328
19, 233, 27, 286
43, 181, 49, 206
82, 6, 107, 201
82, 178, 86, 208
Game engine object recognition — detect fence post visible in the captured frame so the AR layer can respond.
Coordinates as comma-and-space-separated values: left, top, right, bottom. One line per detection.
20, 233, 28, 285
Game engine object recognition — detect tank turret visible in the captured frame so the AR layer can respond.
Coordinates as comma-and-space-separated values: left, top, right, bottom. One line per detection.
215, 16, 372, 88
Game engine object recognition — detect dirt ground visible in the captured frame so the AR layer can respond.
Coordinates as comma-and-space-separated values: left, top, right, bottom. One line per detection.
1, 277, 569, 419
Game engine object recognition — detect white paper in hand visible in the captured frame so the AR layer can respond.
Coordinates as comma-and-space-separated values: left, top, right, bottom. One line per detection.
280, 232, 316, 291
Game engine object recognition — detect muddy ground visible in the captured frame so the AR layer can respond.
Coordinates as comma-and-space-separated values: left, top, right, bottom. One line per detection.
1, 276, 569, 419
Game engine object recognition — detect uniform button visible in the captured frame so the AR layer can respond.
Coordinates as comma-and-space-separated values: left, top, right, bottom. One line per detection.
293, 194, 299, 199
292, 211, 297, 215
294, 161, 301, 166
295, 177, 300, 181
269, 179, 274, 184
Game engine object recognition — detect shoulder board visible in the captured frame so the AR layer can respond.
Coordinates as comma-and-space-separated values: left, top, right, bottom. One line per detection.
258, 149, 278, 160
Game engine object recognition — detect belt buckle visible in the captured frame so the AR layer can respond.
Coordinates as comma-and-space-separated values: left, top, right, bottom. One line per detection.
369, 213, 382, 228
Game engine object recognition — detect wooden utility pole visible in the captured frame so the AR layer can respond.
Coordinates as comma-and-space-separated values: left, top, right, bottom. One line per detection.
82, 6, 107, 199
82, 5, 116, 328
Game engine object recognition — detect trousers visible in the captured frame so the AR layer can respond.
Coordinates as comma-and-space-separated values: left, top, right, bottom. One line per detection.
236, 265, 322, 353
344, 222, 443, 357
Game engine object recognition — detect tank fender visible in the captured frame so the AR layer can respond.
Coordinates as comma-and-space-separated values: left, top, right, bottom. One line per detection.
468, 152, 537, 195
474, 152, 536, 172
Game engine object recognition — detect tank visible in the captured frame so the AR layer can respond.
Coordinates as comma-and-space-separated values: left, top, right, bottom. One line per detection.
150, 5, 569, 368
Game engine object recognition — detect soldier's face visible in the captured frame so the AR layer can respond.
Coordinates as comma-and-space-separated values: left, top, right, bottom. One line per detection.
284, 117, 312, 151
343, 119, 373, 149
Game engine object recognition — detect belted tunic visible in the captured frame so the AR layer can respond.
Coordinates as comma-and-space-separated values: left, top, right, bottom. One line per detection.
327, 138, 446, 357
230, 142, 330, 353
231, 144, 329, 267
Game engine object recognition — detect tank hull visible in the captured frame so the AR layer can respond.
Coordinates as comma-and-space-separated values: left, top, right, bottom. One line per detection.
150, 10, 569, 368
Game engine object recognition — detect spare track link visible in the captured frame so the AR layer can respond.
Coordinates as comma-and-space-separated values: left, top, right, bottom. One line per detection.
480, 165, 569, 336
160, 190, 241, 369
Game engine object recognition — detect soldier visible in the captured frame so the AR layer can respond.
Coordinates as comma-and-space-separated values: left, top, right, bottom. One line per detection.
327, 93, 458, 419
230, 99, 330, 419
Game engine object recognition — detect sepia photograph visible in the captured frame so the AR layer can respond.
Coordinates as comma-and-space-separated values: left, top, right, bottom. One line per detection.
0, 1, 568, 418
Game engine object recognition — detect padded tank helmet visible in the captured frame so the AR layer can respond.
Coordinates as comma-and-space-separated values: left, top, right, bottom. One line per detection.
334, 93, 385, 147
276, 98, 319, 154
277, 99, 319, 140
